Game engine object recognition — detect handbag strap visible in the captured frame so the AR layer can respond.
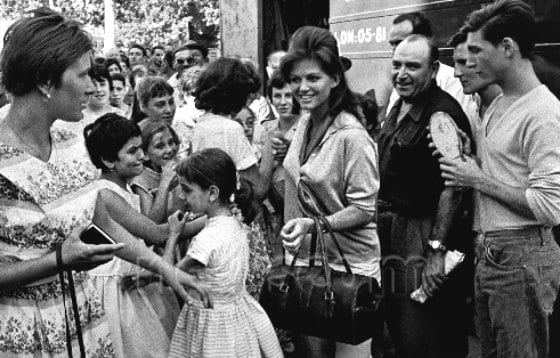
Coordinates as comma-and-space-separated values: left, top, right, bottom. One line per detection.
316, 217, 335, 318
56, 244, 86, 358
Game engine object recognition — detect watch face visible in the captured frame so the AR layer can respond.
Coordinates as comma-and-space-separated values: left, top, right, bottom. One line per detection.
429, 241, 441, 249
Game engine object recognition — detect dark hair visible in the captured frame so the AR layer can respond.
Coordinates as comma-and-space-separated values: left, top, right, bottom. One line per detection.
1, 8, 92, 96
120, 54, 130, 70
110, 73, 126, 86
105, 57, 122, 73
356, 89, 378, 138
94, 56, 106, 65
241, 59, 262, 93
129, 43, 147, 57
152, 45, 164, 53
178, 148, 256, 223
267, 70, 300, 115
461, 0, 536, 58
163, 50, 174, 68
137, 76, 174, 108
393, 12, 433, 37
90, 63, 113, 91
448, 31, 468, 48
141, 121, 179, 153
280, 26, 361, 121
194, 57, 257, 115
84, 113, 141, 171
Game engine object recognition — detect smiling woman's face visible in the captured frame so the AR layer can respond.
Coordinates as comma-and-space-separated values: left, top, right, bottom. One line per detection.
288, 58, 338, 115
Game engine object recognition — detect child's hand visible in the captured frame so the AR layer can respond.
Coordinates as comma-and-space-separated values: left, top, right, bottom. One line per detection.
161, 160, 178, 190
168, 210, 186, 237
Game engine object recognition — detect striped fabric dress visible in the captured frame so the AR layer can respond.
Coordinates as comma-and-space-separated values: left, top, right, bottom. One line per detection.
169, 215, 282, 358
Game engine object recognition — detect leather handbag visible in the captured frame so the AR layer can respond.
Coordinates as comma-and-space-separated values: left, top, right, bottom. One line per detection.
260, 181, 382, 345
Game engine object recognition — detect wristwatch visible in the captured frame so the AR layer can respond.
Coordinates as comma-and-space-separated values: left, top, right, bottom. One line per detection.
428, 240, 447, 253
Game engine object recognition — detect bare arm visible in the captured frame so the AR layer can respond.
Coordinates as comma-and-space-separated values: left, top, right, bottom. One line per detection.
430, 187, 465, 245
132, 162, 177, 223
100, 189, 169, 245
0, 217, 124, 292
93, 197, 211, 306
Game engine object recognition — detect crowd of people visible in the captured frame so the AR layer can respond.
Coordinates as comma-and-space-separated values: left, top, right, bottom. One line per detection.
1, 0, 560, 357
0, 0, 219, 49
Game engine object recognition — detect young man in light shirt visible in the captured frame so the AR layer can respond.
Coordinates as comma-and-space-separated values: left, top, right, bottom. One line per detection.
440, 1, 560, 356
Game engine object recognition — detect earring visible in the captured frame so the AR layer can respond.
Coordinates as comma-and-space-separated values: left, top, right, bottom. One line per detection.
42, 92, 51, 103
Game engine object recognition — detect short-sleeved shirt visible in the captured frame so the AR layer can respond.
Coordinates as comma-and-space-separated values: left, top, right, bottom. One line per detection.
378, 81, 472, 218
192, 112, 257, 170
283, 111, 380, 279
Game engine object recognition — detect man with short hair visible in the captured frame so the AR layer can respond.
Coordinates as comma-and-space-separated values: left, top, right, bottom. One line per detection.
151, 45, 165, 63
386, 12, 478, 126
168, 40, 209, 106
128, 43, 147, 67
440, 1, 560, 356
448, 30, 502, 145
378, 34, 472, 358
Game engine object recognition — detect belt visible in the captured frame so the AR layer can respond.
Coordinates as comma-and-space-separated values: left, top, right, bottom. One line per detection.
479, 225, 549, 239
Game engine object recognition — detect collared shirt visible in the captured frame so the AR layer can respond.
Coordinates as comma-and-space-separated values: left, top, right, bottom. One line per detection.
387, 62, 479, 131
478, 85, 560, 230
378, 82, 472, 218
283, 111, 380, 279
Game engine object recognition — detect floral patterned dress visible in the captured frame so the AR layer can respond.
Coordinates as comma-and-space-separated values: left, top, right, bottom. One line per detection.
0, 131, 115, 357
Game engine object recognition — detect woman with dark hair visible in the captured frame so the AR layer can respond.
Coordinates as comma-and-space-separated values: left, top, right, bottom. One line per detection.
0, 9, 125, 356
279, 26, 380, 357
105, 57, 123, 76
192, 57, 275, 298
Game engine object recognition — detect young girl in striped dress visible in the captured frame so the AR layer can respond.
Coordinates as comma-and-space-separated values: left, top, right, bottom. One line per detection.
167, 148, 282, 358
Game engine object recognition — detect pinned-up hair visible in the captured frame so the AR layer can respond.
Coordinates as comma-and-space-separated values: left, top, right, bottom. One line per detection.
279, 26, 361, 121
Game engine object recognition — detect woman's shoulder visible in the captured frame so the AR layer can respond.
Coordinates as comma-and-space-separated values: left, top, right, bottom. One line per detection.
334, 111, 365, 130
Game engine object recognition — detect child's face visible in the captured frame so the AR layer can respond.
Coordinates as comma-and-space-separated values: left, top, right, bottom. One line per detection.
89, 77, 110, 108
110, 79, 126, 106
146, 128, 178, 169
112, 136, 145, 179
233, 108, 255, 142
145, 93, 176, 124
178, 177, 210, 214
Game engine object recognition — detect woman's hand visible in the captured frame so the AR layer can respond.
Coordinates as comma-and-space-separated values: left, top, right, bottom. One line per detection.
280, 217, 314, 253
168, 210, 187, 237
61, 227, 125, 271
163, 266, 213, 308
270, 131, 290, 162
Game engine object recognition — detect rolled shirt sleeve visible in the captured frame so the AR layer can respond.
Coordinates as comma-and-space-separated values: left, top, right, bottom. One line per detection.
343, 128, 379, 215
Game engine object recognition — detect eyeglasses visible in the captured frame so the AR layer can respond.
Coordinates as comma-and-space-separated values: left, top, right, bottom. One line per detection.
176, 57, 194, 65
